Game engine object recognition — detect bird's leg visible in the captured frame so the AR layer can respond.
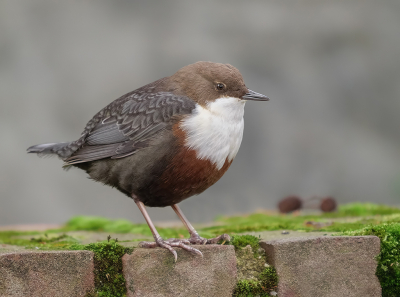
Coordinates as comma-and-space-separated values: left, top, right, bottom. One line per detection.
171, 204, 230, 245
133, 195, 202, 261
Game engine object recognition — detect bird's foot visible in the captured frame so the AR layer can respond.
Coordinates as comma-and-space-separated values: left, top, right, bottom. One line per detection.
189, 233, 231, 245
138, 237, 203, 262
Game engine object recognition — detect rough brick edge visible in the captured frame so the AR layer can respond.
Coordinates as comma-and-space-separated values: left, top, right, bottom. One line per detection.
122, 245, 237, 297
0, 250, 95, 297
260, 236, 381, 297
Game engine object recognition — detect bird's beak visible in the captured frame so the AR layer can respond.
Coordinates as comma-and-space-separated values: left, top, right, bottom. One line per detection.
242, 89, 269, 101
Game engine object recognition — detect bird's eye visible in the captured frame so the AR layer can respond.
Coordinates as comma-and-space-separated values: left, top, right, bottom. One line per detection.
216, 83, 225, 91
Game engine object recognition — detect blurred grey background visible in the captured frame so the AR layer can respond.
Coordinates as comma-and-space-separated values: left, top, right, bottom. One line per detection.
1, 1, 400, 226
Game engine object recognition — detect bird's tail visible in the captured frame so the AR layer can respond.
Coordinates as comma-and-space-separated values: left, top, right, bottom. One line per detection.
27, 142, 72, 158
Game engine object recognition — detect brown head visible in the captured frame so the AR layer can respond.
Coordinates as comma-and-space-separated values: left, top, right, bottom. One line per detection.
170, 61, 269, 106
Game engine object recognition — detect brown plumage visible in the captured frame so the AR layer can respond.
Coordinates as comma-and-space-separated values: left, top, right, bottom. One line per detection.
27, 61, 269, 260
158, 124, 233, 206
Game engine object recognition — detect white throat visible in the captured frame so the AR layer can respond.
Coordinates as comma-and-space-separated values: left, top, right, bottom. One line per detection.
180, 97, 245, 170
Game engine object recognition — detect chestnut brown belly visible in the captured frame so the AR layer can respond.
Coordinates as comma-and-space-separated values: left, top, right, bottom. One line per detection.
132, 123, 233, 207
136, 144, 232, 207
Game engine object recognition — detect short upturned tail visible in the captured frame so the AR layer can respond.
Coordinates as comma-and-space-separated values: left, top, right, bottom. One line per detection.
27, 142, 72, 158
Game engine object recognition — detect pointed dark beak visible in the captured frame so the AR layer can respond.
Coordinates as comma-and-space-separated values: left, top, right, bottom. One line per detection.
242, 89, 269, 101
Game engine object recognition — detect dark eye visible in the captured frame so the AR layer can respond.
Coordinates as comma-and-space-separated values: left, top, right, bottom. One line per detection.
216, 83, 225, 91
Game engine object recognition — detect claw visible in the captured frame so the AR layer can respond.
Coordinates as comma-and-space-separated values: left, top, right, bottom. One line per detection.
169, 241, 203, 257
138, 241, 158, 248
138, 237, 201, 262
207, 233, 230, 244
138, 233, 229, 261
188, 233, 230, 245
159, 241, 178, 262
165, 238, 191, 245
188, 233, 208, 245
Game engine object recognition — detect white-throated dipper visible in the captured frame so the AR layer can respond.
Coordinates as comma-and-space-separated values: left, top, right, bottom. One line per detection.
27, 61, 269, 261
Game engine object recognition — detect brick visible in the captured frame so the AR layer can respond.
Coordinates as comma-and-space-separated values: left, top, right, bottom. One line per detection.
260, 236, 381, 297
122, 245, 237, 297
0, 250, 94, 297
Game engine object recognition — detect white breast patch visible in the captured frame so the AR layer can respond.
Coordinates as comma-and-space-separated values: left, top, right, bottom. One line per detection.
180, 97, 245, 170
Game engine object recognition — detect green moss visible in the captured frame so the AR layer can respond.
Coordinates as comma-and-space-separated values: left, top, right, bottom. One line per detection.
230, 235, 260, 253
62, 203, 400, 240
0, 230, 81, 249
1, 202, 391, 247
69, 240, 134, 297
83, 289, 98, 297
66, 216, 153, 236
29, 233, 79, 244
259, 267, 278, 291
64, 215, 213, 239
338, 223, 400, 297
231, 235, 278, 296
202, 203, 400, 235
234, 265, 278, 296
0, 231, 38, 247
235, 279, 261, 297
66, 216, 112, 231
338, 203, 400, 216
234, 267, 278, 297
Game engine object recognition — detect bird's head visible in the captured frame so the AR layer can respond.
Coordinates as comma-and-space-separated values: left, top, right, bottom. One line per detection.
171, 61, 269, 106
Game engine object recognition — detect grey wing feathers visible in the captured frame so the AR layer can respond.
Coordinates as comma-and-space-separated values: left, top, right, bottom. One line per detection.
27, 142, 71, 155
63, 143, 121, 164
85, 121, 127, 145
63, 91, 195, 165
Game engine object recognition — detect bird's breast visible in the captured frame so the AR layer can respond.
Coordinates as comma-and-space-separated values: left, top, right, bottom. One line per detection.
179, 97, 245, 170
157, 124, 233, 204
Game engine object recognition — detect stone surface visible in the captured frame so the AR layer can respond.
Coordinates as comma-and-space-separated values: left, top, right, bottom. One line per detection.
0, 244, 26, 252
122, 245, 237, 297
9, 229, 335, 249
260, 236, 381, 297
0, 224, 62, 231
15, 230, 152, 246
0, 250, 95, 297
245, 230, 334, 241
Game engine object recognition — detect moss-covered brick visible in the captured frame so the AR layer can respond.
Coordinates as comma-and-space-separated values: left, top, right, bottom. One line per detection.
2, 203, 400, 295
69, 240, 134, 297
339, 223, 400, 297
230, 235, 278, 296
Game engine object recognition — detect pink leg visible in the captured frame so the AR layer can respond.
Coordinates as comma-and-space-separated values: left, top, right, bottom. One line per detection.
133, 195, 202, 261
171, 204, 230, 244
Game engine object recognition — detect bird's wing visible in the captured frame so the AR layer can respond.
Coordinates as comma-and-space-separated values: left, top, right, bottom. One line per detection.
64, 91, 195, 165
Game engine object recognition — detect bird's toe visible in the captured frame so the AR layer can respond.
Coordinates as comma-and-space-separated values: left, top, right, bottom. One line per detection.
206, 233, 230, 244
138, 237, 202, 262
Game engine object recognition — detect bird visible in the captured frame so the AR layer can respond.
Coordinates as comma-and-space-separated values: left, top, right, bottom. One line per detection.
27, 61, 269, 261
